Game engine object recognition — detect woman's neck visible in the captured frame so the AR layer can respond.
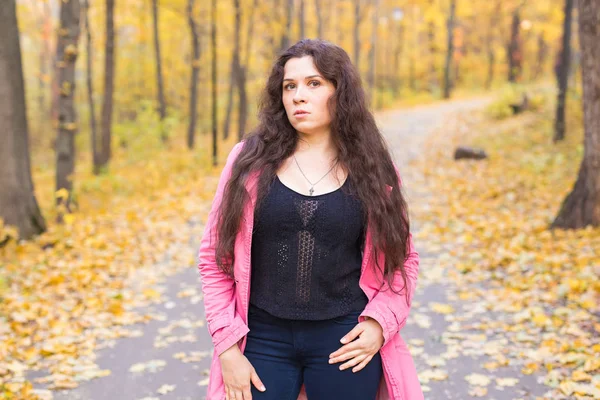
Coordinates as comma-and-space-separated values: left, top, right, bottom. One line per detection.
295, 132, 337, 159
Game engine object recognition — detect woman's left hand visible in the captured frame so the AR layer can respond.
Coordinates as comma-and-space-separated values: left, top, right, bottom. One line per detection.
328, 317, 384, 373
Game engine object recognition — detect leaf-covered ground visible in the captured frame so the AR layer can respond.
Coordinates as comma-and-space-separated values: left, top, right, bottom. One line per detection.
406, 100, 600, 399
0, 139, 234, 399
1, 94, 598, 400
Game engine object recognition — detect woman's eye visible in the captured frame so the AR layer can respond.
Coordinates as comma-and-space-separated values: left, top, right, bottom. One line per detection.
284, 81, 320, 90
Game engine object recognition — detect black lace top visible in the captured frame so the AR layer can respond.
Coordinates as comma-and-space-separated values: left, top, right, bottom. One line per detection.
249, 174, 368, 320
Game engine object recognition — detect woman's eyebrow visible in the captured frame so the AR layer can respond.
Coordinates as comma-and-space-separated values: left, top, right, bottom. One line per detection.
283, 74, 323, 82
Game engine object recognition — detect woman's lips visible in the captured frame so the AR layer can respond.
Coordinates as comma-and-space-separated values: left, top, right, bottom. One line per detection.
294, 112, 309, 118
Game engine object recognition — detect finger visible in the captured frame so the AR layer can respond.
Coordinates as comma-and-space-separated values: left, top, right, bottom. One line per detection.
352, 354, 374, 373
226, 386, 231, 400
339, 353, 367, 371
330, 340, 364, 359
243, 385, 252, 400
340, 324, 364, 344
329, 348, 362, 364
251, 371, 267, 392
234, 388, 244, 400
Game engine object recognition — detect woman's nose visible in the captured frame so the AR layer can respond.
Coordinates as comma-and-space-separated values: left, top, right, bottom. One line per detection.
293, 86, 306, 103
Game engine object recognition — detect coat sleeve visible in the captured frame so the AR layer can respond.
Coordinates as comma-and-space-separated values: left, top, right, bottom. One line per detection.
359, 163, 420, 347
197, 141, 250, 356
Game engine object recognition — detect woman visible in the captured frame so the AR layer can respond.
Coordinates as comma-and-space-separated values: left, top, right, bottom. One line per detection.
198, 39, 423, 400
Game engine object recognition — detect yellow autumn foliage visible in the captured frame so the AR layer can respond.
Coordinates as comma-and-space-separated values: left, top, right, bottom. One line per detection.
412, 91, 600, 399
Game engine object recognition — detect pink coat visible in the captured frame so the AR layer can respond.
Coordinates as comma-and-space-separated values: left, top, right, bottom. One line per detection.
198, 141, 424, 400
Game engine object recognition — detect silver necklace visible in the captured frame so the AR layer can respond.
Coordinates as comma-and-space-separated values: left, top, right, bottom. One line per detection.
293, 154, 339, 196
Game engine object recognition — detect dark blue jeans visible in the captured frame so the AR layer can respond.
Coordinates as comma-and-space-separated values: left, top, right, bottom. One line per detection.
244, 303, 382, 400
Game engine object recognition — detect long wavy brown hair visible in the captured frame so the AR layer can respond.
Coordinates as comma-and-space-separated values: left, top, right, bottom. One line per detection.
214, 39, 412, 302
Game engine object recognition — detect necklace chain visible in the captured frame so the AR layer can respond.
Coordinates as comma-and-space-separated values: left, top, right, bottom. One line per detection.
293, 154, 339, 196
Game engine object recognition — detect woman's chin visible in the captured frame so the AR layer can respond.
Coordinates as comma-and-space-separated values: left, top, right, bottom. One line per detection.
292, 122, 320, 132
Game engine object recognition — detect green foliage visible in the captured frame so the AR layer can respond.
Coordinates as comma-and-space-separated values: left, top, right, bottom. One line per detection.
112, 100, 185, 163
485, 84, 549, 120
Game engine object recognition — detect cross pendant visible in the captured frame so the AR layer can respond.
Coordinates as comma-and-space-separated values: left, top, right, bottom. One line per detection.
309, 187, 314, 196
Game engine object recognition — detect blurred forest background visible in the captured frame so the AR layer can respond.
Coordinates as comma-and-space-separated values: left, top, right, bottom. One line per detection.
2, 0, 590, 235
1, 0, 599, 398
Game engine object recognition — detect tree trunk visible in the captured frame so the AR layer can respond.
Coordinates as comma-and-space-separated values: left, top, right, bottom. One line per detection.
222, 58, 238, 141
96, 0, 115, 173
367, 0, 379, 108
334, 2, 343, 45
453, 47, 460, 89
393, 22, 404, 93
258, 0, 277, 65
50, 11, 60, 130
152, 0, 167, 143
507, 5, 523, 83
553, 0, 574, 143
443, 0, 456, 99
187, 0, 200, 149
427, 0, 437, 93
243, 0, 258, 67
280, 0, 293, 52
533, 31, 548, 80
428, 20, 437, 92
238, 0, 257, 141
485, 0, 501, 90
223, 0, 242, 141
83, 0, 98, 171
353, 0, 361, 68
263, 0, 280, 63
299, 0, 305, 39
315, 0, 323, 38
551, 0, 600, 229
237, 65, 248, 141
136, 0, 146, 138
39, 0, 52, 124
485, 45, 495, 89
38, 40, 45, 122
211, 0, 218, 166
54, 0, 81, 221
0, 0, 47, 240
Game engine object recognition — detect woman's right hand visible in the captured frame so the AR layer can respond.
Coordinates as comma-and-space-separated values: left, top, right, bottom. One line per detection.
219, 344, 266, 400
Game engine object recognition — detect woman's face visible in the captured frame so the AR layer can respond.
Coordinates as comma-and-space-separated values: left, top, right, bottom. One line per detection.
282, 56, 336, 136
